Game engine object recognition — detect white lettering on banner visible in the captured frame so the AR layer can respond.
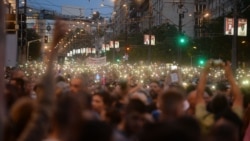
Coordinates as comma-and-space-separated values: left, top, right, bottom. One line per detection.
86, 57, 107, 65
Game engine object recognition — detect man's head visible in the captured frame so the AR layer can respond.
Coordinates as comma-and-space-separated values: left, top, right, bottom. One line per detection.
125, 99, 147, 135
12, 70, 25, 79
211, 94, 230, 115
149, 80, 163, 99
70, 77, 83, 94
159, 90, 185, 120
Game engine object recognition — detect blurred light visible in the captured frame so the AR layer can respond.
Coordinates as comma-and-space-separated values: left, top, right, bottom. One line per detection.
198, 58, 205, 66
211, 85, 216, 90
204, 13, 210, 18
242, 80, 249, 85
182, 82, 188, 87
171, 65, 178, 70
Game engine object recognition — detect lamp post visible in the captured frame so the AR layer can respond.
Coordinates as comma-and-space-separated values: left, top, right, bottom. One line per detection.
27, 39, 41, 61
231, 0, 238, 74
177, 1, 188, 64
112, 26, 115, 63
148, 0, 152, 64
123, 4, 128, 62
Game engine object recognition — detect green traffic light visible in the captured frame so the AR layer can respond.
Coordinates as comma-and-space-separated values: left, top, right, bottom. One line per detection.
178, 35, 187, 45
199, 60, 204, 65
180, 38, 185, 43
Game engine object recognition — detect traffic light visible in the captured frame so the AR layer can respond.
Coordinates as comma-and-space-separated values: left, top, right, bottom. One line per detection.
177, 34, 188, 46
179, 37, 185, 43
199, 59, 205, 65
126, 47, 130, 51
17, 14, 27, 47
198, 58, 206, 66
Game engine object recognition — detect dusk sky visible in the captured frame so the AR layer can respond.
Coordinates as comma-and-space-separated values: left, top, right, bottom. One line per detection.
27, 0, 114, 17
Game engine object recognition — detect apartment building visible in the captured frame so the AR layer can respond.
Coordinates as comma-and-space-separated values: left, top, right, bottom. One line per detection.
113, 0, 130, 36
114, 0, 195, 37
4, 0, 18, 66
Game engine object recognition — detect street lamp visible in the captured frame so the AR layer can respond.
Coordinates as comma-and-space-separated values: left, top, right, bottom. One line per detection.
27, 39, 41, 61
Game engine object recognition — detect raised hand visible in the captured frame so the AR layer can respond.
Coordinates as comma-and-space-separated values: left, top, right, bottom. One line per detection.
48, 19, 68, 65
222, 61, 233, 78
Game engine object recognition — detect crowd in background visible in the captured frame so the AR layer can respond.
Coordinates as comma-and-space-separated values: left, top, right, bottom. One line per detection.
2, 20, 250, 141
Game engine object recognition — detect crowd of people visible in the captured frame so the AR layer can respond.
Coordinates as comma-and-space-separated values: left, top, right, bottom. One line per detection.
1, 20, 250, 141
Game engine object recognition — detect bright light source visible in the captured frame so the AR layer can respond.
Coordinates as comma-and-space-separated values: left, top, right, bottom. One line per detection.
171, 65, 178, 70
242, 80, 249, 85
204, 13, 210, 18
199, 60, 204, 65
180, 38, 185, 43
182, 82, 188, 87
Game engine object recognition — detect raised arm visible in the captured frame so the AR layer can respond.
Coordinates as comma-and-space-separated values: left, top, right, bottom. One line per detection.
196, 61, 211, 104
223, 61, 242, 108
18, 19, 68, 141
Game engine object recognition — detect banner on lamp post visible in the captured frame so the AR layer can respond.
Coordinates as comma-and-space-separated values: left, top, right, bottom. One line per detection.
238, 18, 247, 36
144, 34, 155, 45
115, 41, 119, 48
106, 44, 110, 51
224, 18, 247, 36
102, 44, 105, 51
110, 41, 114, 48
110, 41, 119, 48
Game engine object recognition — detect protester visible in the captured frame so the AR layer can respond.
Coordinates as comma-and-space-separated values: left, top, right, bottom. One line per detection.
195, 60, 243, 135
2, 19, 250, 141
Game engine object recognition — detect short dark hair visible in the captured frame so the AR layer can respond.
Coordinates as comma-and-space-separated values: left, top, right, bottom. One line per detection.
126, 99, 146, 114
93, 91, 113, 107
139, 116, 201, 141
211, 94, 230, 115
160, 90, 184, 115
150, 80, 164, 88
210, 122, 240, 141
